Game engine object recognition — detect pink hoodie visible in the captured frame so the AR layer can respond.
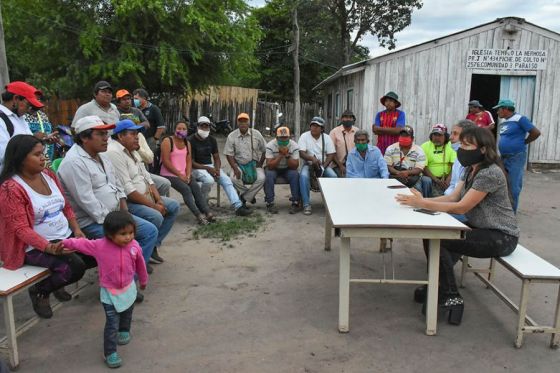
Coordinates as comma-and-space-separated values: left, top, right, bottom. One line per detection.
63, 237, 148, 288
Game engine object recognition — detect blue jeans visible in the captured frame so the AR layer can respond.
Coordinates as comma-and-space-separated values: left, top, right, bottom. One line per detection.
502, 151, 526, 213
299, 165, 337, 207
102, 303, 134, 356
192, 166, 243, 209
418, 176, 433, 197
82, 215, 158, 263
128, 197, 180, 247
264, 168, 300, 204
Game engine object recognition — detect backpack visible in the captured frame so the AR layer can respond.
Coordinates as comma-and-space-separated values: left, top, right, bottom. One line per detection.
152, 136, 174, 175
0, 112, 15, 137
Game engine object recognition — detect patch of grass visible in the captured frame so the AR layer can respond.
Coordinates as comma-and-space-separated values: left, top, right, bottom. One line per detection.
192, 213, 266, 242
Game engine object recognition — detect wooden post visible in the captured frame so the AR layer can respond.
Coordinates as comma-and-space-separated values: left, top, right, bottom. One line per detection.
0, 1, 10, 91
292, 2, 301, 138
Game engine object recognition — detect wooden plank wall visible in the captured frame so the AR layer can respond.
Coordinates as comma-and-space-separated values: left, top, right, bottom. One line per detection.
323, 21, 560, 163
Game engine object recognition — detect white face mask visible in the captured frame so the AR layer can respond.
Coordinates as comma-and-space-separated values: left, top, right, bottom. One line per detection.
197, 129, 210, 139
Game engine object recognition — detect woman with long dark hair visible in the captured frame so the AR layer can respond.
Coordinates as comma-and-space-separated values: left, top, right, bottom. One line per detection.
159, 121, 215, 224
0, 135, 87, 318
396, 126, 519, 325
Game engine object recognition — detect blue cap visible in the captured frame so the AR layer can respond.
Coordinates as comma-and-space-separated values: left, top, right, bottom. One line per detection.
113, 119, 144, 135
492, 99, 515, 110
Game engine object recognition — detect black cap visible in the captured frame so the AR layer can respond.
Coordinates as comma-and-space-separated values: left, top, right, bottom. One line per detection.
399, 125, 414, 137
341, 109, 355, 120
93, 80, 112, 93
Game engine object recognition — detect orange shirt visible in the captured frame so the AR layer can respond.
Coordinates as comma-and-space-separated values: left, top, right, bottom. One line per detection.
329, 125, 358, 164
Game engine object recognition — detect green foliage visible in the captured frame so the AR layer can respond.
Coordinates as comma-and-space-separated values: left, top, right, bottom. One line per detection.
326, 0, 423, 64
192, 213, 265, 242
252, 0, 369, 102
2, 0, 262, 98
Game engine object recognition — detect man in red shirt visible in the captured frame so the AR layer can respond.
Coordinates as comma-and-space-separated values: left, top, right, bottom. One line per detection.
466, 100, 495, 130
373, 91, 406, 155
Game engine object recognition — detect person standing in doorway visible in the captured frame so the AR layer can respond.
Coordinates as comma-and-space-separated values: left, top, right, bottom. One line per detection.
493, 99, 541, 212
466, 100, 495, 130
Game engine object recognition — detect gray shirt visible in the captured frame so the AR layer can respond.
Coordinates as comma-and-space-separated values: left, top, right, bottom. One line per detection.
223, 128, 266, 165
265, 139, 299, 169
57, 144, 126, 227
72, 100, 120, 126
460, 163, 519, 237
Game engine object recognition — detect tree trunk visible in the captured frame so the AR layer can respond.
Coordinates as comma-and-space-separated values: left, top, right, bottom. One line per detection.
0, 1, 10, 92
292, 3, 301, 138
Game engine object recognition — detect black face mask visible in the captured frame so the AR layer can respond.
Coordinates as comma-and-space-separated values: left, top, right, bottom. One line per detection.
342, 120, 354, 128
457, 147, 485, 166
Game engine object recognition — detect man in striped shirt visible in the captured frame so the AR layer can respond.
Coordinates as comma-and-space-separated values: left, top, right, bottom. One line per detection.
373, 91, 406, 155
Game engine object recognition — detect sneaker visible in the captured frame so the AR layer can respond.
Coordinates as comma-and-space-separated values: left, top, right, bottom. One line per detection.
28, 286, 53, 319
266, 203, 279, 214
53, 287, 72, 302
135, 292, 144, 304
150, 247, 164, 264
105, 352, 122, 368
303, 205, 312, 215
235, 205, 252, 216
146, 264, 154, 274
117, 331, 131, 345
289, 203, 302, 214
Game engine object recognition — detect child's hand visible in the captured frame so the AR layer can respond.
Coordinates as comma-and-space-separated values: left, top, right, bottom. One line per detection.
140, 284, 146, 290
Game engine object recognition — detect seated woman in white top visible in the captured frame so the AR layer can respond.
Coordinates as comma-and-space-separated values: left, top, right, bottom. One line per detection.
0, 135, 88, 319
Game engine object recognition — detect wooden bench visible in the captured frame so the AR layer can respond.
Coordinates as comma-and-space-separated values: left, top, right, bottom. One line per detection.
0, 265, 50, 369
459, 244, 560, 348
0, 265, 91, 369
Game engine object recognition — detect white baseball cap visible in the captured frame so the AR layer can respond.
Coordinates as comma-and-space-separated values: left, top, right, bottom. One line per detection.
197, 116, 211, 125
73, 115, 116, 134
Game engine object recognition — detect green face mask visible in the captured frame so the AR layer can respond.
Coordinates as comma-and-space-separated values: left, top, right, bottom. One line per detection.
277, 139, 289, 147
356, 143, 368, 152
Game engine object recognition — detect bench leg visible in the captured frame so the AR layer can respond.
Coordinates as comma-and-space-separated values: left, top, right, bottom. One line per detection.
515, 279, 530, 348
487, 258, 496, 288
459, 256, 468, 288
324, 211, 332, 251
550, 284, 560, 349
3, 295, 19, 369
217, 184, 221, 207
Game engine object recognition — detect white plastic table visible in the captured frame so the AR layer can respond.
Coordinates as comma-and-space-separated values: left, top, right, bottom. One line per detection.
320, 178, 469, 335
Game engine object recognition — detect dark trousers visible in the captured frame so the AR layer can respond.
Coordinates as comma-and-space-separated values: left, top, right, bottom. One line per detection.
24, 250, 94, 295
102, 303, 134, 356
164, 176, 210, 216
264, 168, 300, 204
439, 228, 518, 294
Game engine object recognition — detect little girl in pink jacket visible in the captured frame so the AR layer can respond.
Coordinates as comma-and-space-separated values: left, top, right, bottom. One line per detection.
63, 211, 148, 369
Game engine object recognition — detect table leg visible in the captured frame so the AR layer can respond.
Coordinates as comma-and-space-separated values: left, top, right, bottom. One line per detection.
426, 239, 440, 336
338, 237, 350, 333
3, 295, 19, 369
325, 211, 333, 251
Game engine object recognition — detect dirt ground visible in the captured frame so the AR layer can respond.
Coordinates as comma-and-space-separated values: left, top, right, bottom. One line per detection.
2, 163, 560, 372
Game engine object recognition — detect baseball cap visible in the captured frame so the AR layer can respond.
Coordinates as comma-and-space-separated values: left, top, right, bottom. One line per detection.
197, 116, 211, 125
237, 113, 250, 121
468, 100, 483, 108
5, 81, 44, 108
430, 123, 447, 135
400, 125, 414, 137
310, 116, 325, 127
113, 119, 145, 135
115, 89, 131, 100
93, 80, 112, 93
73, 115, 116, 134
492, 99, 516, 109
276, 126, 290, 137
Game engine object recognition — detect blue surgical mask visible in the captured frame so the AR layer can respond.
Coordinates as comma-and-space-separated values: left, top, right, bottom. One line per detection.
133, 98, 141, 108
451, 142, 460, 151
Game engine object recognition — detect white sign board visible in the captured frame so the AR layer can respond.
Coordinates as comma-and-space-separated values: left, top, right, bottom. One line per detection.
466, 49, 547, 71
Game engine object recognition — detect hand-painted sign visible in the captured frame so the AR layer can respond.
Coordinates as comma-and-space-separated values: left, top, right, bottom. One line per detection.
466, 49, 547, 70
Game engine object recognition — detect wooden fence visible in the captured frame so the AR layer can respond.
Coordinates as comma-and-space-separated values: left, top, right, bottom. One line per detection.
41, 86, 322, 139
